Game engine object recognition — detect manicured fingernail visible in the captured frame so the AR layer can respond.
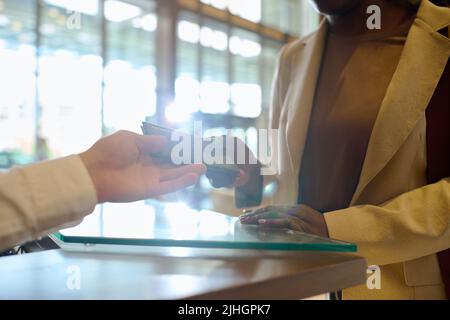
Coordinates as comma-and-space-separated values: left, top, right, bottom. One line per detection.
258, 219, 266, 224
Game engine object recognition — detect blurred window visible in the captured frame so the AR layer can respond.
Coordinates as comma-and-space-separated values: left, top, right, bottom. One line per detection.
39, 0, 102, 158
231, 28, 261, 118
262, 0, 319, 36
200, 19, 229, 115
0, 0, 318, 208
103, 0, 157, 135
0, 0, 36, 166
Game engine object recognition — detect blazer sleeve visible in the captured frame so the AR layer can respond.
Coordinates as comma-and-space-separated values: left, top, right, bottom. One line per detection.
324, 177, 450, 266
0, 155, 97, 251
269, 44, 291, 131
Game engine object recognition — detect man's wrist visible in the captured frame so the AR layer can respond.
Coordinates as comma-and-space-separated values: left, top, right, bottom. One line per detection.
78, 151, 104, 204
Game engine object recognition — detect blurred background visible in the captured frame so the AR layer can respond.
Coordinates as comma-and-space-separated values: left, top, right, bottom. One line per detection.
0, 0, 319, 214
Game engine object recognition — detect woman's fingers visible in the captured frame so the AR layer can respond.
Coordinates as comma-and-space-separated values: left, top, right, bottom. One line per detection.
233, 170, 248, 187
160, 164, 206, 181
240, 205, 275, 217
239, 204, 319, 233
257, 218, 293, 229
258, 218, 307, 232
240, 205, 297, 219
240, 210, 288, 224
240, 209, 307, 232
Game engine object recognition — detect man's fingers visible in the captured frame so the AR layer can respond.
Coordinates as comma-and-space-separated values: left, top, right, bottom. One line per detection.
155, 173, 200, 195
135, 134, 167, 154
160, 164, 206, 181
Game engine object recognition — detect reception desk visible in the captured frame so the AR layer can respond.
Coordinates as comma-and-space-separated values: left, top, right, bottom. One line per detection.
0, 201, 367, 299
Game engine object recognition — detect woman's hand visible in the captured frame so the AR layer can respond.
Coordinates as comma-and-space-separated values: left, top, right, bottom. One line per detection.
205, 136, 260, 188
79, 130, 206, 203
239, 204, 329, 238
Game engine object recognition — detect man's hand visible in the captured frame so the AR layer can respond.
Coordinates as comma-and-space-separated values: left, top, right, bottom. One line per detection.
239, 204, 329, 238
79, 130, 206, 203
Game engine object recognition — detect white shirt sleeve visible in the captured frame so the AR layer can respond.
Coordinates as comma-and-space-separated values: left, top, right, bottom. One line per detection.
0, 155, 97, 251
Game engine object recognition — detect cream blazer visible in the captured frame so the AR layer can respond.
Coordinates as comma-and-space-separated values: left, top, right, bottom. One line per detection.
269, 0, 450, 299
0, 155, 97, 251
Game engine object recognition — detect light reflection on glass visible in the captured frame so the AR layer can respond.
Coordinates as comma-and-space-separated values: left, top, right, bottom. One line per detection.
198, 210, 231, 237
62, 205, 103, 237
163, 202, 200, 240
58, 200, 355, 252
61, 201, 238, 241
102, 201, 156, 238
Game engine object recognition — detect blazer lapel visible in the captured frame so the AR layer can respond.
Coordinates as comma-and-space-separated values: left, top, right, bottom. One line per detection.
351, 1, 450, 204
285, 20, 328, 177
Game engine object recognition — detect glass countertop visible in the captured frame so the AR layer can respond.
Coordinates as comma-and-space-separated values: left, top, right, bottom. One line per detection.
55, 200, 356, 252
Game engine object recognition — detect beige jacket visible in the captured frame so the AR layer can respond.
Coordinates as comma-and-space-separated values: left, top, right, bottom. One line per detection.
0, 155, 97, 251
269, 0, 450, 299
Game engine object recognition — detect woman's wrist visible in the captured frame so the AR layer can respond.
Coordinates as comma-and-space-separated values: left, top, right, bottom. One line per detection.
235, 163, 263, 208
